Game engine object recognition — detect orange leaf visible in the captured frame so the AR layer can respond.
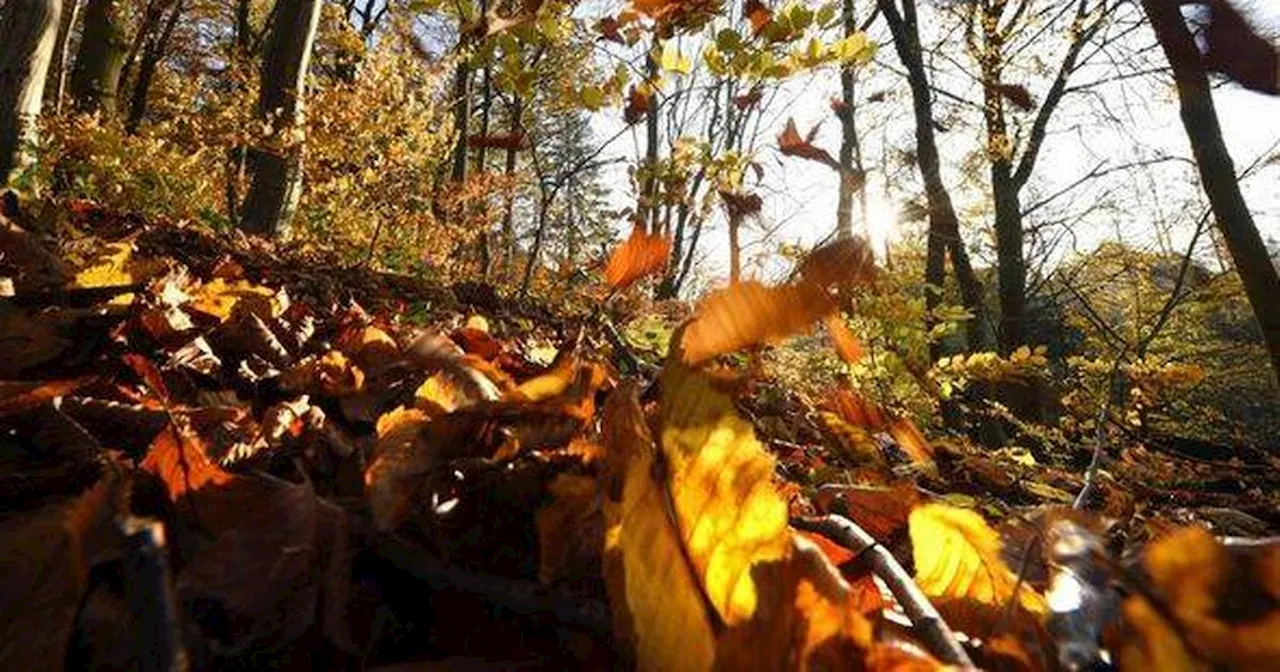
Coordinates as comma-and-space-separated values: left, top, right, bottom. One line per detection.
1118, 526, 1280, 669
603, 224, 672, 290
826, 314, 863, 364
778, 118, 839, 170
814, 482, 919, 541
745, 0, 772, 35
681, 280, 836, 365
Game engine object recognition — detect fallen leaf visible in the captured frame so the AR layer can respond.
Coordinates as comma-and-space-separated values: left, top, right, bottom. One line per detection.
1118, 526, 1280, 670
0, 476, 125, 669
601, 368, 873, 669
908, 503, 1047, 638
189, 278, 279, 323
535, 473, 600, 584
604, 224, 672, 290
681, 280, 835, 365
0, 377, 95, 418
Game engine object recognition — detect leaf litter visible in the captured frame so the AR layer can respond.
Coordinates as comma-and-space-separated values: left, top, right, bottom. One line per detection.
0, 198, 1277, 670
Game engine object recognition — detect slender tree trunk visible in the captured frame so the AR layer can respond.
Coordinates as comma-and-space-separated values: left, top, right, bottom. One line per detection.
880, 0, 1004, 442
499, 95, 521, 279
45, 0, 78, 113
117, 0, 167, 98
835, 0, 865, 240
69, 0, 128, 116
238, 0, 323, 237
639, 40, 659, 232
124, 0, 181, 134
520, 192, 551, 296
727, 212, 742, 284
449, 51, 470, 184
0, 0, 61, 185
474, 58, 493, 278
1143, 0, 1280, 384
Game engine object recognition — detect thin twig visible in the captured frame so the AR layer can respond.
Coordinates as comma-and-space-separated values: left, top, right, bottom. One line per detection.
792, 514, 974, 667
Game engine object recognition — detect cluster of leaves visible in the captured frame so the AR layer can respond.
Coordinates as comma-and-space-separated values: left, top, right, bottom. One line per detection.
4, 199, 1276, 669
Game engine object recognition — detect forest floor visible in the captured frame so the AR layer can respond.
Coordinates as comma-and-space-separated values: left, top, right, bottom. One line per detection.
2, 197, 1277, 669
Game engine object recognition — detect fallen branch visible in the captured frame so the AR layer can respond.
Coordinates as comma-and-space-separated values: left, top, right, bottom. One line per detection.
792, 514, 974, 668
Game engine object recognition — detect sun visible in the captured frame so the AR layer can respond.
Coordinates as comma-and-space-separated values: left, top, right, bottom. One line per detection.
861, 190, 898, 261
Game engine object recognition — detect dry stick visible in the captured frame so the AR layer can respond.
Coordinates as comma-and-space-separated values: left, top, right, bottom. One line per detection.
1073, 348, 1127, 510
792, 514, 974, 667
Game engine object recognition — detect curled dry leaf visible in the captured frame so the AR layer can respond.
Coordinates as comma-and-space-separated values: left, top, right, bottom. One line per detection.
719, 190, 763, 220
624, 86, 651, 125
908, 503, 1047, 639
827, 387, 933, 465
778, 118, 839, 171
597, 362, 872, 670
603, 224, 672, 290
681, 280, 835, 365
991, 83, 1034, 112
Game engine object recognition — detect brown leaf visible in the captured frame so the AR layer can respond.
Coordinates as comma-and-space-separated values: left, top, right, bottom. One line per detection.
719, 190, 763, 220
991, 83, 1034, 111
0, 308, 71, 376
176, 481, 355, 655
603, 223, 672, 290
624, 86, 651, 125
0, 377, 95, 418
814, 482, 919, 542
1118, 526, 1280, 669
0, 476, 126, 669
797, 237, 877, 289
597, 15, 626, 43
778, 118, 839, 170
681, 280, 836, 365
735, 86, 763, 110
467, 131, 529, 151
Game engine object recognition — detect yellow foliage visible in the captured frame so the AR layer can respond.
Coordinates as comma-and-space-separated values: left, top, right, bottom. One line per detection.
190, 278, 280, 322
599, 360, 871, 670
908, 504, 1046, 637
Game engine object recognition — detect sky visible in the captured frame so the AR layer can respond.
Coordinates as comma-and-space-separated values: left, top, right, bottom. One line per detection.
585, 0, 1280, 291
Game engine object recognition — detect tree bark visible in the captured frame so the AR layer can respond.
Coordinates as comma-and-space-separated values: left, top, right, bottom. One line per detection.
45, 0, 78, 113
0, 0, 61, 185
69, 0, 128, 116
878, 0, 997, 354
238, 0, 323, 237
124, 0, 182, 134
835, 0, 867, 240
499, 95, 521, 279
1143, 0, 1280, 384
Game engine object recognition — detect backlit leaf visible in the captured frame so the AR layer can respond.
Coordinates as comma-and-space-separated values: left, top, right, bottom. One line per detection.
681, 280, 835, 365
908, 503, 1046, 637
778, 118, 839, 170
603, 223, 672, 290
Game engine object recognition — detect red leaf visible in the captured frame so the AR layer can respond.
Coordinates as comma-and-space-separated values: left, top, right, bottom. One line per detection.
778, 118, 839, 170
467, 131, 529, 150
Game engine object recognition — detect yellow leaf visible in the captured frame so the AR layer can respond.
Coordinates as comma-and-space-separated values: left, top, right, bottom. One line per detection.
190, 278, 279, 322
600, 362, 871, 670
660, 41, 693, 75
69, 242, 134, 288
414, 373, 461, 415
367, 406, 430, 530
908, 504, 1046, 637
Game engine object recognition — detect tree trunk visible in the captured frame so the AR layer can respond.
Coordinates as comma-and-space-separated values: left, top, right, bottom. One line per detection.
835, 0, 865, 240
878, 0, 997, 354
0, 0, 61, 185
499, 95, 521, 279
639, 41, 660, 232
238, 0, 322, 237
474, 58, 493, 278
45, 0, 78, 113
449, 53, 470, 184
117, 0, 167, 99
1143, 0, 1280, 384
727, 212, 742, 284
69, 0, 127, 116
124, 0, 182, 134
